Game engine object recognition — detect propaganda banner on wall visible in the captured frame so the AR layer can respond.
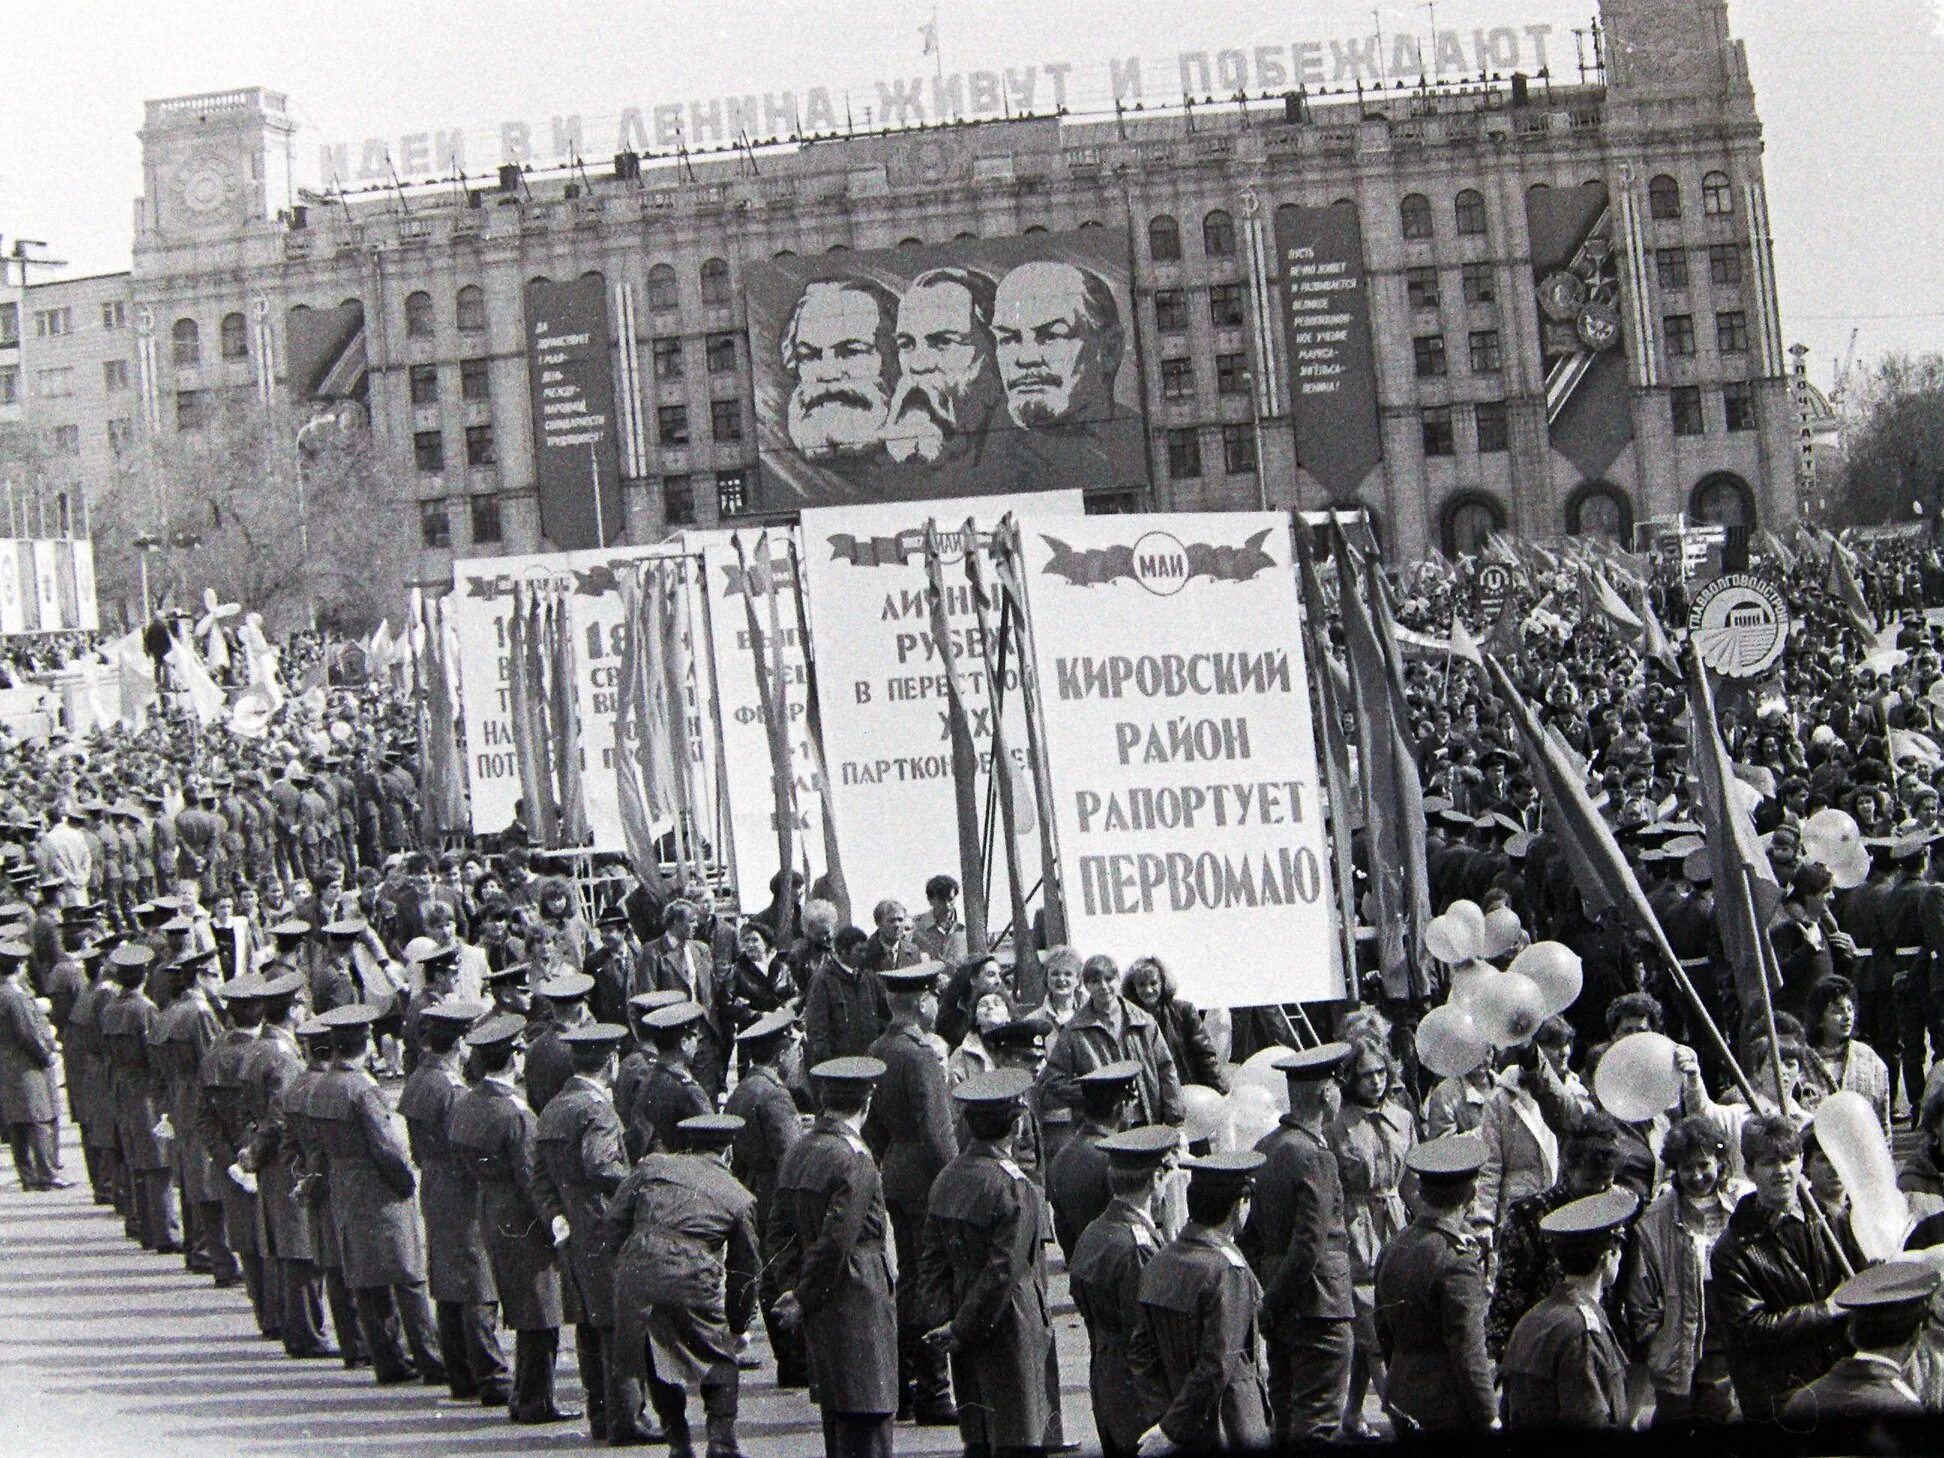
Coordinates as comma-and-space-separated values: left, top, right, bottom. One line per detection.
525, 274, 626, 551
0, 547, 23, 636
685, 528, 831, 915
799, 491, 1081, 913
1018, 512, 1337, 1008
1274, 201, 1384, 501
70, 541, 99, 632
745, 231, 1146, 511
1528, 181, 1632, 480
29, 541, 63, 632
447, 544, 710, 848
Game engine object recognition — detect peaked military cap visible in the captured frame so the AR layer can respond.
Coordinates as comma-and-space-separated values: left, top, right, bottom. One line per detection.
1274, 1041, 1354, 1081
464, 1012, 527, 1048
952, 1067, 1034, 1107
1097, 1124, 1181, 1171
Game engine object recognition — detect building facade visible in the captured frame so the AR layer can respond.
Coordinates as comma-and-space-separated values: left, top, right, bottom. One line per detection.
41, 0, 1793, 587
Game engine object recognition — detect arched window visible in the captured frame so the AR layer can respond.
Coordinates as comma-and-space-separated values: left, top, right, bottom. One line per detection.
1702, 170, 1734, 217
1400, 193, 1434, 240
896, 236, 923, 249
699, 257, 730, 307
456, 285, 486, 333
1023, 224, 1048, 234
1454, 189, 1488, 237
1079, 219, 1104, 230
219, 312, 248, 360
405, 290, 434, 338
171, 318, 200, 367
825, 243, 851, 253
953, 230, 978, 240
1148, 215, 1182, 262
1566, 482, 1633, 545
1440, 490, 1506, 558
1690, 471, 1755, 529
1648, 174, 1681, 221
647, 263, 679, 312
1202, 208, 1237, 258
772, 248, 797, 259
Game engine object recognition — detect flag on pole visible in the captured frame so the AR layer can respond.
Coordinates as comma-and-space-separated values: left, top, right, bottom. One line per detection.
733, 535, 800, 948
612, 569, 664, 884
1579, 564, 1643, 638
1629, 579, 1677, 668
1828, 540, 1877, 633
785, 536, 849, 925
549, 593, 588, 847
963, 518, 1032, 972
922, 520, 989, 957
166, 631, 227, 727
1295, 530, 1364, 1000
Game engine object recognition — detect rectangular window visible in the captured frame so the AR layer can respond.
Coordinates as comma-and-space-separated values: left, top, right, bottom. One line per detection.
1160, 357, 1195, 401
1716, 310, 1749, 353
705, 332, 737, 375
0, 302, 17, 346
51, 424, 80, 456
413, 429, 445, 472
1215, 352, 1248, 397
1221, 422, 1256, 475
716, 469, 747, 516
1413, 335, 1447, 378
1165, 427, 1202, 479
1723, 380, 1757, 432
175, 389, 204, 431
0, 366, 16, 405
658, 404, 690, 445
465, 423, 496, 466
1421, 406, 1455, 456
35, 367, 75, 398
107, 418, 136, 453
663, 474, 695, 526
420, 500, 452, 549
469, 494, 502, 545
1671, 385, 1705, 436
460, 357, 491, 401
33, 308, 71, 337
101, 301, 126, 330
1460, 262, 1495, 306
1656, 248, 1689, 290
103, 359, 130, 392
710, 397, 743, 441
653, 338, 684, 378
409, 363, 440, 406
1708, 244, 1743, 286
1209, 284, 1245, 328
1406, 267, 1440, 311
1664, 314, 1696, 357
1474, 400, 1510, 453
1154, 290, 1188, 333
1468, 329, 1503, 373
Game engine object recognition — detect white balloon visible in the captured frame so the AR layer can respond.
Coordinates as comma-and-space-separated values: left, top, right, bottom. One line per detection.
1416, 1003, 1492, 1078
1447, 959, 1498, 1008
1472, 970, 1549, 1049
1225, 1083, 1281, 1152
1182, 1085, 1228, 1148
1424, 912, 1480, 965
1446, 900, 1487, 945
1480, 907, 1526, 959
1229, 1055, 1292, 1116
1509, 941, 1584, 1017
1812, 1090, 1915, 1262
1593, 1032, 1683, 1123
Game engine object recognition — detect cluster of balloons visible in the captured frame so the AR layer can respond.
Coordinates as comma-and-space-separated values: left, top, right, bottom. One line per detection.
1414, 904, 1585, 1080
1179, 1046, 1306, 1153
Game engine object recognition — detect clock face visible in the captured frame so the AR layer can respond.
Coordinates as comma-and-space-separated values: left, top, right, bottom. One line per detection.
176, 155, 237, 217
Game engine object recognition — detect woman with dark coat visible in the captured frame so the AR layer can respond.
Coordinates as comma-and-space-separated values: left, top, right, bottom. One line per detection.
1122, 956, 1228, 1093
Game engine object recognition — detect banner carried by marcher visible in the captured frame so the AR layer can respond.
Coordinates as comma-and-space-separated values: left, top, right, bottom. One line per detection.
1018, 512, 1336, 1008
798, 491, 1080, 917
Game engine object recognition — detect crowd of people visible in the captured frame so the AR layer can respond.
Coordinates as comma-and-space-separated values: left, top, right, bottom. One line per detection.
5, 530, 1944, 1452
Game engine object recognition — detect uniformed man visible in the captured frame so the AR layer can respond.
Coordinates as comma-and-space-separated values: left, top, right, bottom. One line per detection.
769, 1056, 899, 1458
152, 948, 232, 1279
312, 917, 381, 1014
0, 938, 60, 1191
197, 973, 275, 1326
864, 962, 958, 1426
617, 990, 685, 1160
526, 970, 596, 1115
64, 944, 121, 1207
1781, 1260, 1937, 1423
449, 1012, 576, 1424
627, 1000, 715, 1157
1067, 1125, 1175, 1458
291, 998, 370, 1370
1127, 1149, 1272, 1452
606, 1111, 760, 1458
1502, 1186, 1637, 1429
919, 1067, 1062, 1458
1046, 1060, 1141, 1262
98, 942, 180, 1250
1373, 1134, 1499, 1434
980, 1019, 1051, 1182
723, 1008, 808, 1389
396, 997, 508, 1406
1244, 1040, 1356, 1444
311, 1002, 445, 1385
536, 1021, 652, 1445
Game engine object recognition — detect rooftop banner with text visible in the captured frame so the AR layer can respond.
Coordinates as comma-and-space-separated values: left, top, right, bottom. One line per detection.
1019, 513, 1337, 1009
525, 274, 625, 551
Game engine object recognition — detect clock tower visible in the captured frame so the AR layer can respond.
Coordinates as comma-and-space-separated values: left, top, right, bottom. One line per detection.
138, 88, 295, 240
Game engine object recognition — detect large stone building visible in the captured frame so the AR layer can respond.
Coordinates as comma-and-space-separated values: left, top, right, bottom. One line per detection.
24, 0, 1794, 588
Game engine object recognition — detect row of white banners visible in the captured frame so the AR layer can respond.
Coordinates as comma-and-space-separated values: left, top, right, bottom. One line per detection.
447, 493, 1335, 1008
0, 539, 99, 635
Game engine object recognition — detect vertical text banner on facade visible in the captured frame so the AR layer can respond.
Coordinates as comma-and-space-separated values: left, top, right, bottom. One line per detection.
799, 491, 1081, 914
1274, 201, 1384, 500
525, 274, 625, 550
1021, 512, 1336, 1008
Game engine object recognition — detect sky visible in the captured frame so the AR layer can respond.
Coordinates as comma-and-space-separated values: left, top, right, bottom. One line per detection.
2, 0, 1939, 391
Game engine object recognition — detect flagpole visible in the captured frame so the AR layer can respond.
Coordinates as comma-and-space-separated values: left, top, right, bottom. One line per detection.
590, 442, 606, 547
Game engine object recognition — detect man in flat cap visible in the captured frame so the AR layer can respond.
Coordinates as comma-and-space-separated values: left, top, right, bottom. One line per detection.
0, 938, 60, 1190
1128, 1149, 1271, 1452
724, 1009, 808, 1389
769, 1056, 899, 1458
919, 1068, 1062, 1458
1502, 1187, 1637, 1428
396, 998, 507, 1406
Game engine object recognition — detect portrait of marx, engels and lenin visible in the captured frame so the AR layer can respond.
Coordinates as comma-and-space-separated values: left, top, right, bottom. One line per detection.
752, 232, 1145, 507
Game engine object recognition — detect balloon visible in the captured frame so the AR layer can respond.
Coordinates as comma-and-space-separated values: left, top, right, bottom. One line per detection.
1415, 1003, 1492, 1079
1424, 912, 1480, 964
1592, 1031, 1683, 1123
1181, 1085, 1229, 1149
1479, 907, 1526, 960
1471, 970, 1549, 1048
1229, 1052, 1292, 1116
1447, 959, 1499, 1009
330, 719, 353, 744
1812, 1090, 1915, 1261
1802, 808, 1869, 889
1509, 941, 1584, 1017
1446, 900, 1487, 947
1224, 1084, 1281, 1153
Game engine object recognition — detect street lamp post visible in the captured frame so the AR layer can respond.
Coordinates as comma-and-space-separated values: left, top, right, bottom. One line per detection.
132, 534, 162, 621
293, 413, 332, 632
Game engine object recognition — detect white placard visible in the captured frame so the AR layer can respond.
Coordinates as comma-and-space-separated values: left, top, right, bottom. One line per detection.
1020, 512, 1336, 1008
31, 541, 63, 632
0, 547, 24, 636
799, 492, 1081, 918
71, 541, 99, 631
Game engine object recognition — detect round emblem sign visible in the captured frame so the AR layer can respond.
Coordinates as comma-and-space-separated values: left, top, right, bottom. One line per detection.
1130, 531, 1191, 596
1689, 573, 1791, 680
